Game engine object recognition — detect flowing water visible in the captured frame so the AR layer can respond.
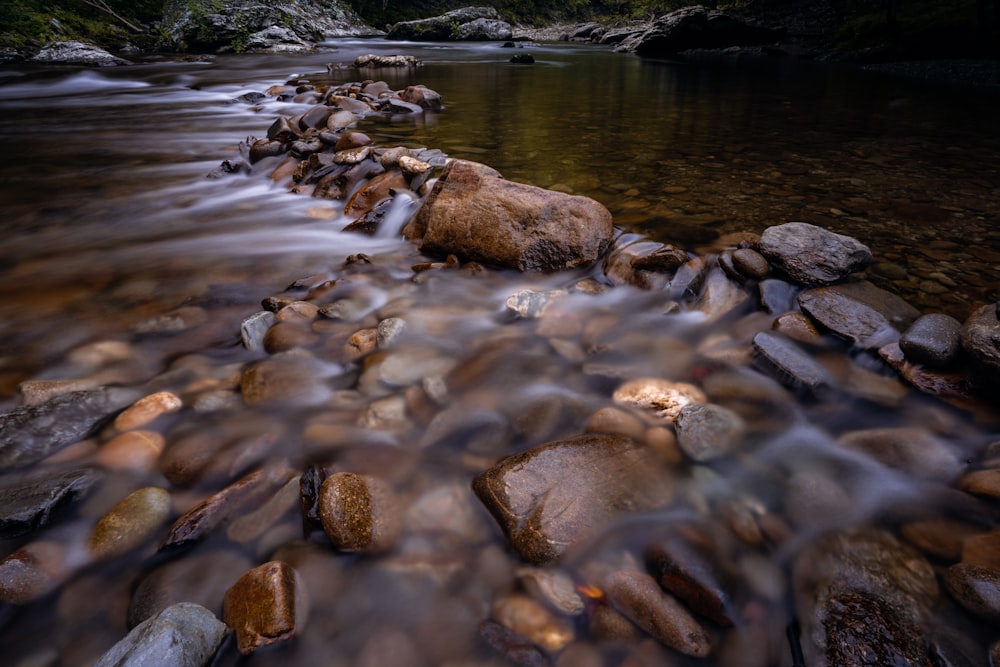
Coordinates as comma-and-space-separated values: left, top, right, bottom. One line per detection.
0, 39, 999, 665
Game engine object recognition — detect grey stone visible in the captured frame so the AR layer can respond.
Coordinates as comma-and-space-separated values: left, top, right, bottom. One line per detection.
945, 563, 1000, 624
240, 310, 277, 351
30, 40, 131, 66
757, 222, 873, 285
472, 433, 673, 563
675, 402, 747, 461
0, 387, 138, 471
900, 313, 963, 368
798, 280, 921, 348
961, 303, 1000, 383
752, 331, 835, 397
387, 7, 511, 41
0, 467, 100, 539
758, 278, 800, 314
93, 603, 227, 667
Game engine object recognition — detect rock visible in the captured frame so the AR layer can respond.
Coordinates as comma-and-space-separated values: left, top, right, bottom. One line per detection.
751, 332, 835, 397
161, 0, 378, 53
505, 289, 568, 318
223, 560, 309, 655
620, 6, 783, 58
491, 594, 575, 652
127, 549, 253, 627
732, 248, 770, 280
757, 278, 800, 314
30, 40, 131, 66
944, 563, 1000, 623
510, 53, 535, 64
692, 267, 752, 323
836, 427, 961, 480
92, 602, 227, 667
604, 569, 713, 657
899, 313, 964, 369
240, 353, 334, 407
353, 54, 419, 68
318, 472, 401, 552
403, 159, 613, 272
471, 433, 673, 563
241, 310, 277, 351
604, 239, 687, 289
612, 378, 707, 422
646, 532, 736, 627
113, 391, 183, 431
387, 7, 512, 42
0, 387, 138, 471
398, 84, 443, 111
798, 281, 921, 348
0, 541, 68, 604
674, 402, 746, 462
757, 222, 873, 286
0, 467, 100, 539
961, 304, 1000, 385
88, 486, 172, 561
793, 528, 938, 667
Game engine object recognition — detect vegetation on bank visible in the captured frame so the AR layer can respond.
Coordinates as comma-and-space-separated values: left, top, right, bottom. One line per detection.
1, 0, 997, 59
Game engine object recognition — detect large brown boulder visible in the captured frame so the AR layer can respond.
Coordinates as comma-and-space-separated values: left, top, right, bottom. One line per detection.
403, 160, 613, 272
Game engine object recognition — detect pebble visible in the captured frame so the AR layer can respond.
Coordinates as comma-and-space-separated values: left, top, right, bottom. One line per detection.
318, 472, 401, 552
612, 378, 707, 422
944, 563, 1000, 623
752, 331, 835, 397
899, 312, 963, 368
674, 402, 746, 462
223, 560, 309, 655
113, 391, 183, 432
492, 593, 575, 652
92, 602, 227, 667
0, 467, 100, 539
605, 569, 713, 658
836, 427, 961, 480
96, 430, 164, 472
88, 486, 172, 561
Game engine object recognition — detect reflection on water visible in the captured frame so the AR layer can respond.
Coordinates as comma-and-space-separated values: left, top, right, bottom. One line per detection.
0, 39, 999, 666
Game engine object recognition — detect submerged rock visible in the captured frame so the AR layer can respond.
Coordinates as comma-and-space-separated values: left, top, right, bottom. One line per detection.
472, 433, 673, 563
404, 159, 613, 272
92, 602, 227, 667
0, 467, 100, 539
223, 560, 309, 655
798, 280, 921, 348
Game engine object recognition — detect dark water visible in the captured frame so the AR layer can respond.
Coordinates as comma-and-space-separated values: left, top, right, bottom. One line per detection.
0, 39, 999, 666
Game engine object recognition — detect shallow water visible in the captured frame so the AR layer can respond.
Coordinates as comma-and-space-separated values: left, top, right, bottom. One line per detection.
0, 39, 999, 666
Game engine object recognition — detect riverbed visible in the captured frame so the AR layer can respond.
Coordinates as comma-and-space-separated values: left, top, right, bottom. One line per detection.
0, 39, 999, 666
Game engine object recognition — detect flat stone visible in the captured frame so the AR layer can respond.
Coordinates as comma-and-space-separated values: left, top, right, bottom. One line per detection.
0, 387, 138, 471
224, 560, 308, 655
113, 391, 183, 431
674, 402, 746, 462
612, 378, 707, 422
472, 433, 672, 563
0, 467, 100, 539
757, 222, 872, 285
836, 427, 961, 480
92, 602, 227, 667
491, 594, 575, 652
799, 280, 921, 348
647, 531, 736, 627
752, 331, 835, 397
900, 313, 963, 369
605, 569, 712, 657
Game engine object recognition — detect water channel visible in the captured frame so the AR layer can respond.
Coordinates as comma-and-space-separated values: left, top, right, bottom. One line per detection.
0, 38, 999, 665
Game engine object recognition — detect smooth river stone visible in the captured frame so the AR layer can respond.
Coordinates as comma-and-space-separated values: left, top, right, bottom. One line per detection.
605, 569, 713, 658
798, 280, 921, 348
472, 433, 673, 564
961, 303, 1000, 382
318, 472, 401, 552
646, 532, 736, 627
92, 602, 227, 667
0, 386, 138, 471
757, 221, 872, 285
491, 594, 575, 652
674, 402, 746, 462
752, 331, 835, 397
944, 563, 1000, 623
0, 466, 100, 539
899, 312, 963, 369
835, 426, 961, 480
612, 378, 707, 422
223, 560, 309, 655
88, 486, 172, 561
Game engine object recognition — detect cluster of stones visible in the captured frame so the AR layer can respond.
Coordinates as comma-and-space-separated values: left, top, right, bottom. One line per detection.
2, 73, 1000, 665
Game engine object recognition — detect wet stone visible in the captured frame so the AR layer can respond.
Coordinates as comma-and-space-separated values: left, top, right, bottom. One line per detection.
472, 433, 673, 563
798, 280, 921, 348
0, 386, 138, 471
960, 530, 1000, 569
318, 472, 401, 552
88, 486, 172, 561
957, 468, 1000, 499
97, 430, 165, 472
376, 317, 407, 348
92, 602, 227, 667
960, 303, 1000, 385
0, 541, 67, 604
113, 391, 183, 432
674, 402, 746, 462
757, 278, 800, 315
944, 563, 1000, 623
240, 354, 334, 408
223, 560, 309, 655
752, 331, 835, 397
605, 569, 713, 658
731, 248, 770, 280
647, 533, 736, 627
836, 427, 961, 480
0, 467, 100, 539
756, 221, 872, 285
900, 518, 984, 562
492, 593, 575, 653
900, 313, 963, 369
612, 378, 707, 422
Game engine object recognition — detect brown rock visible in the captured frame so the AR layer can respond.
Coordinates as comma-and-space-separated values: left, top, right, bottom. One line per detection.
835, 427, 961, 480
961, 530, 1000, 569
944, 563, 1000, 623
223, 560, 309, 655
612, 378, 707, 422
344, 169, 408, 218
404, 159, 613, 272
900, 518, 984, 562
472, 433, 672, 564
492, 594, 575, 652
113, 391, 182, 431
318, 472, 400, 552
88, 486, 172, 561
647, 533, 736, 627
605, 569, 713, 657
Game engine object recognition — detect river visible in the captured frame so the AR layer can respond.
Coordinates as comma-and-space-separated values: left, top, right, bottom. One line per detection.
0, 38, 998, 665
